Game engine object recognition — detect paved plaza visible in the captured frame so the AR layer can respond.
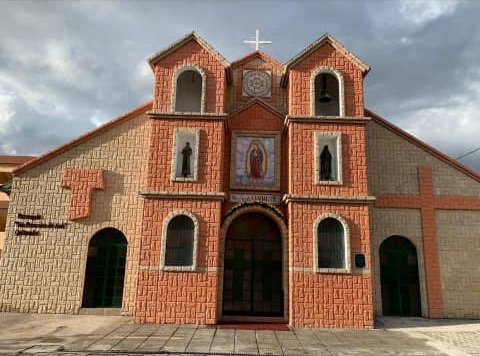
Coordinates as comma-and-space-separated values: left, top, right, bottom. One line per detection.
0, 313, 479, 355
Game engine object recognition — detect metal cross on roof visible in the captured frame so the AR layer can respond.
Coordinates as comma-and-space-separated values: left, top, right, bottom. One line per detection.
243, 29, 272, 51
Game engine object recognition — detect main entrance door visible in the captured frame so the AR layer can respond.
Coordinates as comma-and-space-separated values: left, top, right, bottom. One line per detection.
82, 228, 127, 308
380, 235, 421, 316
222, 212, 283, 317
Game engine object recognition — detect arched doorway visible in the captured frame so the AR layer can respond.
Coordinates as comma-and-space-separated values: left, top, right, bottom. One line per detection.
82, 228, 127, 308
222, 212, 283, 317
380, 236, 421, 316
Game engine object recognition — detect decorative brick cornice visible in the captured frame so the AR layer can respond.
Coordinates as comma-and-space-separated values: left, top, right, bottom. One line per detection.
146, 111, 228, 120
285, 115, 370, 125
282, 194, 375, 204
139, 191, 226, 200
289, 267, 371, 275
139, 265, 218, 273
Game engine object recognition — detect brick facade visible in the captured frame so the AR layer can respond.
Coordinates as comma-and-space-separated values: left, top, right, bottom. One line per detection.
1, 32, 479, 328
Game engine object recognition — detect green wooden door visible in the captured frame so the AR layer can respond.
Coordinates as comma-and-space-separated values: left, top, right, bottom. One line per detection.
82, 228, 127, 308
223, 213, 283, 316
380, 236, 421, 316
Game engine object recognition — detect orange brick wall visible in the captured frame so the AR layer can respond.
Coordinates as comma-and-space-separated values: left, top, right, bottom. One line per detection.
136, 199, 222, 324
228, 55, 286, 114
147, 118, 225, 192
288, 43, 365, 117
288, 122, 368, 196
288, 202, 373, 328
152, 41, 227, 113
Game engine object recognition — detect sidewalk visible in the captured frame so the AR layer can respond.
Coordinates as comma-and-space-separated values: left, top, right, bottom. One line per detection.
0, 313, 479, 355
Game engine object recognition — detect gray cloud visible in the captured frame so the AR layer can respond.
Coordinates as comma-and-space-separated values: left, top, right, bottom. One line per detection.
0, 0, 478, 171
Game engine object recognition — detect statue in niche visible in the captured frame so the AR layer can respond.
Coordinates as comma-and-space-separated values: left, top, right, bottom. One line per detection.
181, 142, 192, 177
320, 145, 332, 180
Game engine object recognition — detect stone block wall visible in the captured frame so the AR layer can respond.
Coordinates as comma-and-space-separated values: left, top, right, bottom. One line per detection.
136, 198, 222, 324
287, 43, 365, 117
366, 119, 480, 318
287, 122, 368, 197
147, 118, 225, 193
228, 54, 286, 114
288, 202, 373, 328
152, 40, 227, 114
0, 106, 151, 315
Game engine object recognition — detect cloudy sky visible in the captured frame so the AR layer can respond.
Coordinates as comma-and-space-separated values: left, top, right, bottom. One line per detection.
1, 0, 479, 171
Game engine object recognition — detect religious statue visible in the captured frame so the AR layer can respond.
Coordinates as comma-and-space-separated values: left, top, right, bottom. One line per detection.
181, 142, 192, 177
320, 145, 332, 180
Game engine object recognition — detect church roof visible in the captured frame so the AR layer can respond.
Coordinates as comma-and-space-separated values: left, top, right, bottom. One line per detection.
148, 31, 230, 69
14, 101, 153, 175
366, 109, 480, 183
0, 155, 35, 165
285, 33, 370, 74
231, 50, 283, 69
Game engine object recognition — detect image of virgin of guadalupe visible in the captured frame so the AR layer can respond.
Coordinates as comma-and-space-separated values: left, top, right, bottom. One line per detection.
246, 141, 266, 184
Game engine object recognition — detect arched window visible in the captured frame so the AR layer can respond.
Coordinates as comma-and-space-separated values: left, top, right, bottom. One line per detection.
314, 215, 350, 272
311, 68, 344, 117
162, 211, 198, 270
173, 66, 205, 113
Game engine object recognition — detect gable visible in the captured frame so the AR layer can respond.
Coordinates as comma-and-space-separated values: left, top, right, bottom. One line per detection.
229, 100, 283, 131
366, 111, 480, 197
285, 33, 369, 74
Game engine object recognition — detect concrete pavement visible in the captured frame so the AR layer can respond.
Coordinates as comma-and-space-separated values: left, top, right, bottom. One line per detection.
0, 313, 479, 355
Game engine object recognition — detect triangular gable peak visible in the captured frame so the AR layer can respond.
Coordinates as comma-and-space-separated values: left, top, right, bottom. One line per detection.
229, 99, 283, 132
231, 51, 283, 70
148, 31, 230, 69
366, 109, 480, 183
14, 101, 153, 175
285, 33, 370, 74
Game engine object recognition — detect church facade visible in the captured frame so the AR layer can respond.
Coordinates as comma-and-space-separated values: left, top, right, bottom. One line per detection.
0, 32, 479, 329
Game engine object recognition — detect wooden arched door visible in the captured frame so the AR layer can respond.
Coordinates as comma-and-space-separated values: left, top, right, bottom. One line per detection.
223, 212, 283, 316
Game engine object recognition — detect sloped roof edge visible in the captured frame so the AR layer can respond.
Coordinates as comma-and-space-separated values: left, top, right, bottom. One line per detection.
366, 109, 480, 183
14, 101, 153, 176
228, 98, 284, 120
285, 33, 370, 74
148, 31, 230, 69
0, 155, 35, 165
231, 50, 283, 68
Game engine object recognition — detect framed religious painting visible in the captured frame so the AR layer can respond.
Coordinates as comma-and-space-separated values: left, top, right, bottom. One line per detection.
230, 131, 281, 191
314, 132, 342, 185
171, 128, 200, 182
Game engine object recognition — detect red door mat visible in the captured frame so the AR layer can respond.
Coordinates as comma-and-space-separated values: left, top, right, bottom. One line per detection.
219, 323, 290, 331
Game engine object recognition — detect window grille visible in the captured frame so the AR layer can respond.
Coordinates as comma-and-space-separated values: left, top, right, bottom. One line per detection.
165, 215, 194, 266
317, 218, 345, 269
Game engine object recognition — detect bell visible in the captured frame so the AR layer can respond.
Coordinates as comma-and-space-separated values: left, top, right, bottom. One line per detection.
318, 74, 332, 102
318, 90, 332, 102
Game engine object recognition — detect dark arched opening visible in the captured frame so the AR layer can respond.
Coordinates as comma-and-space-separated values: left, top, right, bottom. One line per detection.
314, 72, 339, 116
222, 212, 283, 317
175, 70, 202, 112
82, 228, 127, 308
380, 235, 421, 316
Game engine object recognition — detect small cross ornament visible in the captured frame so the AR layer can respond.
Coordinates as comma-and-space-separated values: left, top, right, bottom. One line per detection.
243, 29, 272, 51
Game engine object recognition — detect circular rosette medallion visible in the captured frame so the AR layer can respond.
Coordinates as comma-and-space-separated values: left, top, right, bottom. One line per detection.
242, 70, 272, 98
